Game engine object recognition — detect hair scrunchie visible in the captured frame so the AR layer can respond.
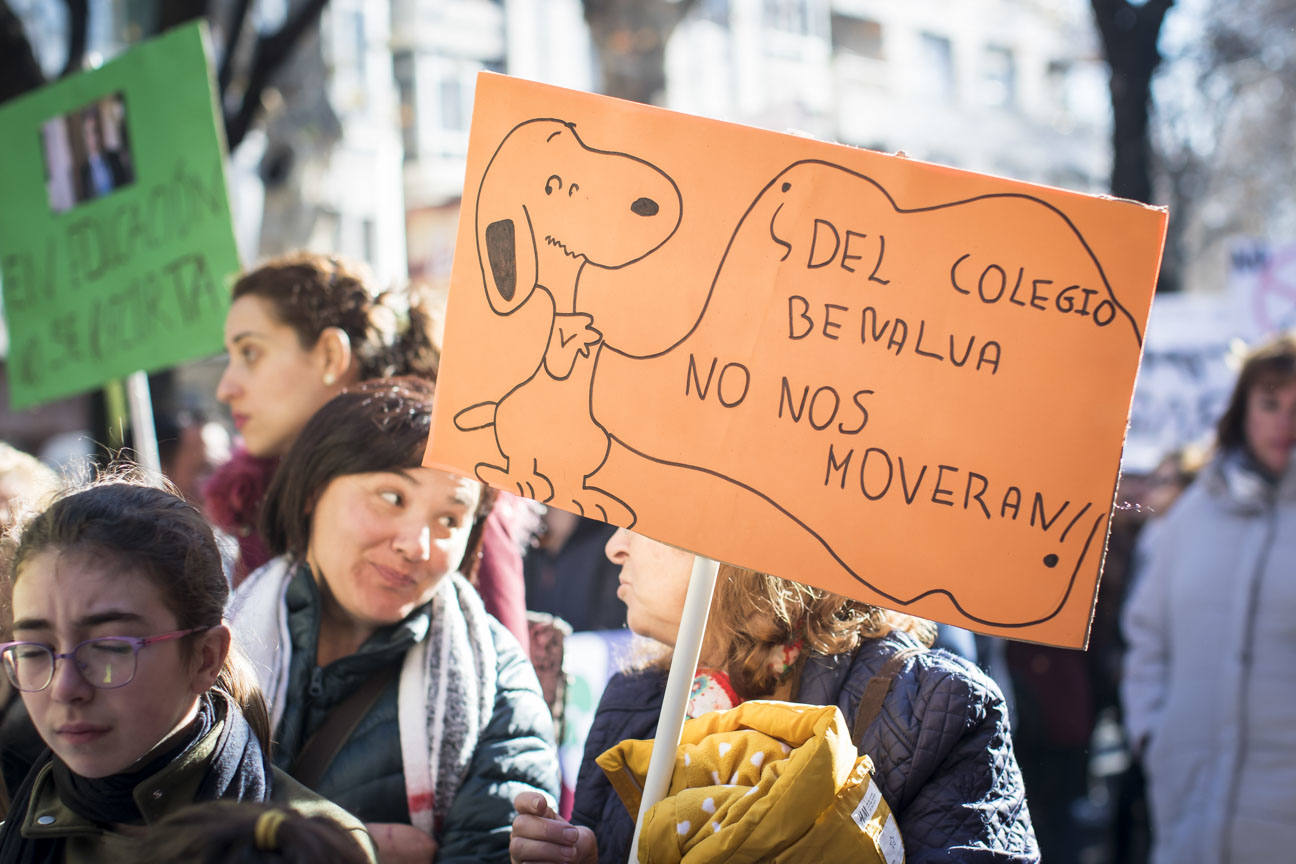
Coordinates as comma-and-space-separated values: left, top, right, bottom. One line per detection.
254, 809, 289, 851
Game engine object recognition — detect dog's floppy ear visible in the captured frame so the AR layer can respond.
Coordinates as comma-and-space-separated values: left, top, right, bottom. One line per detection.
476, 169, 537, 315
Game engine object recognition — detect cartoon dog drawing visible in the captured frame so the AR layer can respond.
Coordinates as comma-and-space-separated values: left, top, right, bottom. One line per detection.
453, 118, 683, 525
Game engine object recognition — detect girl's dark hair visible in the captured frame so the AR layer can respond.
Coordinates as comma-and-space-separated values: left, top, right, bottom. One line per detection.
133, 802, 369, 864
261, 377, 496, 580
231, 251, 439, 380
1215, 331, 1296, 453
6, 478, 271, 748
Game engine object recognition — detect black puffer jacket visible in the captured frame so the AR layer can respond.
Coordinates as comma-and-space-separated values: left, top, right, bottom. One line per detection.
573, 631, 1038, 863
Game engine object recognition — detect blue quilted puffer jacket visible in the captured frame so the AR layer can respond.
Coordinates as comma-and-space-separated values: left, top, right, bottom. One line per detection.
573, 631, 1039, 863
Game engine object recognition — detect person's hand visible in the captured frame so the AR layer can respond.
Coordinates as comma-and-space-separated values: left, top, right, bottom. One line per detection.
509, 791, 598, 864
366, 821, 437, 864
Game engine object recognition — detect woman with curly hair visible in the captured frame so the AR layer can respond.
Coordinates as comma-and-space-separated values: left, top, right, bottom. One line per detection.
509, 530, 1038, 864
207, 252, 529, 650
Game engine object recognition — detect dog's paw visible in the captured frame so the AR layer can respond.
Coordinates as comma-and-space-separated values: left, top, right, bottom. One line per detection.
568, 486, 636, 528
476, 461, 555, 503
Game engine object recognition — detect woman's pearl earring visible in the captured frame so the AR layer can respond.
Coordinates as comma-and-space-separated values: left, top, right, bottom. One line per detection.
323, 372, 337, 386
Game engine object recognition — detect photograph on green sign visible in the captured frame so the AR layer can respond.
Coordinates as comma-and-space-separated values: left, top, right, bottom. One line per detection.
40, 91, 137, 213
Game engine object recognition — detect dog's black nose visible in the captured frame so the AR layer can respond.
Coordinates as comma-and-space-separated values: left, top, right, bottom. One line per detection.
631, 197, 659, 217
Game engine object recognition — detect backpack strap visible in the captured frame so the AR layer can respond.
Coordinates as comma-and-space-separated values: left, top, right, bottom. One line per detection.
290, 664, 399, 790
852, 645, 925, 743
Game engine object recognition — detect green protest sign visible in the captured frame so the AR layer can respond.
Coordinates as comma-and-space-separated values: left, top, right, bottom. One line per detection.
0, 21, 239, 409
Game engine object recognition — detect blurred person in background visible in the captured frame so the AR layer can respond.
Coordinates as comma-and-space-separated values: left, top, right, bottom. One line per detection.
1121, 331, 1296, 864
523, 508, 624, 632
76, 107, 127, 199
156, 411, 230, 506
1008, 442, 1204, 864
0, 444, 59, 537
1102, 446, 1201, 864
0, 443, 62, 806
207, 252, 529, 652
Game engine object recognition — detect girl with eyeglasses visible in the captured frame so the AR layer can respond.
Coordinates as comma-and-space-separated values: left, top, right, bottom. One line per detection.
0, 480, 375, 863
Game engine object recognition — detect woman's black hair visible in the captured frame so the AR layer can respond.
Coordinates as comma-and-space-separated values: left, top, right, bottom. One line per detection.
260, 377, 495, 579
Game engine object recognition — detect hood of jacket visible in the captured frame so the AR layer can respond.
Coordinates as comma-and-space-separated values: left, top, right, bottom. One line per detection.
597, 701, 902, 864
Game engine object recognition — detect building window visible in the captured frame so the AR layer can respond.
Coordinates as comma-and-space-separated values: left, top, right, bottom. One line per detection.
698, 0, 730, 25
918, 32, 956, 103
982, 45, 1016, 109
831, 14, 883, 60
440, 77, 465, 134
350, 10, 366, 90
1046, 59, 1071, 113
393, 51, 417, 160
362, 217, 375, 263
764, 0, 810, 34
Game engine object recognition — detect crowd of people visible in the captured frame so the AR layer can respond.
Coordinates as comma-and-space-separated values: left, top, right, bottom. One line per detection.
0, 251, 1290, 863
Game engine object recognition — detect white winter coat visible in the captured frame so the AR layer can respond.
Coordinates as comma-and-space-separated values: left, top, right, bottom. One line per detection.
1121, 450, 1296, 864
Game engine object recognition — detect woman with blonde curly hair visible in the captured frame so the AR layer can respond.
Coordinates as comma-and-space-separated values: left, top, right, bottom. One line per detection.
510, 529, 1038, 864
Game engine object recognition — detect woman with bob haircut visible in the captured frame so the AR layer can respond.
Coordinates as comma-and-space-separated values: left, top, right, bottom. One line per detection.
207, 251, 529, 657
228, 377, 558, 864
510, 530, 1038, 864
0, 480, 374, 863
1122, 330, 1296, 864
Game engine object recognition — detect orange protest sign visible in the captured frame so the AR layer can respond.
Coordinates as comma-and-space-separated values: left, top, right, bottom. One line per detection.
425, 72, 1167, 648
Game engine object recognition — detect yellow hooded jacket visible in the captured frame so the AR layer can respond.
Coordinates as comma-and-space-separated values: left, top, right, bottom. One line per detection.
596, 701, 904, 864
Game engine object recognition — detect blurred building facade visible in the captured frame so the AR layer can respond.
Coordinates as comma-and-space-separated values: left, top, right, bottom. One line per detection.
7, 0, 1112, 298
672, 0, 1112, 189
397, 0, 1110, 288
248, 0, 407, 285
2, 0, 1113, 450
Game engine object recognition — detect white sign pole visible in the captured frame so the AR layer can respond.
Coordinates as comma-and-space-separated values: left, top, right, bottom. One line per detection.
125, 370, 161, 474
627, 554, 720, 864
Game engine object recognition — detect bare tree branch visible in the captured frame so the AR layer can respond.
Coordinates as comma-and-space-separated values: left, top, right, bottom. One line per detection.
0, 0, 45, 103
1090, 0, 1176, 207
58, 0, 87, 78
582, 0, 702, 104
155, 0, 209, 34
223, 0, 330, 149
218, 0, 252, 96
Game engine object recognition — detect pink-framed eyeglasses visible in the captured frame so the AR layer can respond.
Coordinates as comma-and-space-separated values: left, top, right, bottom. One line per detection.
0, 628, 209, 692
